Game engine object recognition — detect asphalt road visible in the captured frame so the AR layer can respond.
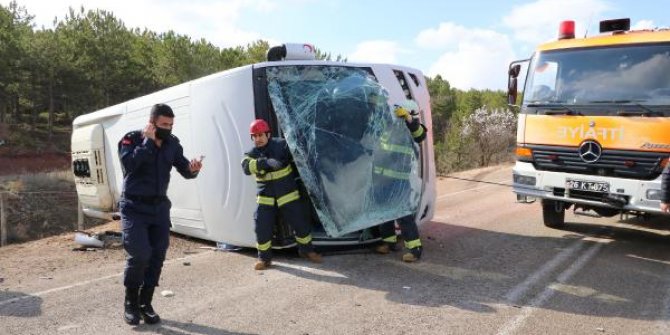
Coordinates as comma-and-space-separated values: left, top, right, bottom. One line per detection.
2, 165, 670, 335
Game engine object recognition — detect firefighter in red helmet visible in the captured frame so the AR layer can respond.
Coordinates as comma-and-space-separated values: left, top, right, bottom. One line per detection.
241, 119, 322, 270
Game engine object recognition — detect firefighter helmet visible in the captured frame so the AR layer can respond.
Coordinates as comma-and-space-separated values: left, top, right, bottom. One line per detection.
249, 119, 271, 135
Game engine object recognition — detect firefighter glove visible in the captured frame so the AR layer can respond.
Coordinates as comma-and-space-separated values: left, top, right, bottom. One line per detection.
266, 158, 284, 170
394, 105, 410, 119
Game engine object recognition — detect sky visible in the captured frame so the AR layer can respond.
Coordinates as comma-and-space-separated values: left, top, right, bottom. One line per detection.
4, 0, 667, 90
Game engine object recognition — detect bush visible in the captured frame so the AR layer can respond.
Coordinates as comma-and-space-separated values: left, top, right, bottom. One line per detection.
461, 107, 517, 167
433, 107, 517, 175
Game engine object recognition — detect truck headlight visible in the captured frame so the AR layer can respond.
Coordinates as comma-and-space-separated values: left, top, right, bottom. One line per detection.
513, 173, 536, 186
646, 189, 662, 201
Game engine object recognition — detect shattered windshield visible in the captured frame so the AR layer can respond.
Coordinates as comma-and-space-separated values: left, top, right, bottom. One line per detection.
266, 65, 422, 237
524, 44, 670, 108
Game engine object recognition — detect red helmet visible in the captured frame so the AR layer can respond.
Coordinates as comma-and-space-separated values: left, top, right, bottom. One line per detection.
249, 119, 270, 135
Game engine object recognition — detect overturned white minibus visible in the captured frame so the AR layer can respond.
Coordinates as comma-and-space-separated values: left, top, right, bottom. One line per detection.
71, 44, 436, 248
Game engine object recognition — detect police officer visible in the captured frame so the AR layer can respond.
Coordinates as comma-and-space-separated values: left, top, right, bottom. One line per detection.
241, 119, 322, 270
118, 103, 203, 325
373, 103, 428, 262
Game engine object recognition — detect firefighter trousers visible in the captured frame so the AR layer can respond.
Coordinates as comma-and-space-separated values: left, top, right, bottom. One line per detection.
254, 193, 314, 261
378, 214, 422, 250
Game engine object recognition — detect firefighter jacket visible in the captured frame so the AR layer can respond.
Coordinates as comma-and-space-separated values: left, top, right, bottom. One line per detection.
241, 138, 301, 207
373, 117, 427, 181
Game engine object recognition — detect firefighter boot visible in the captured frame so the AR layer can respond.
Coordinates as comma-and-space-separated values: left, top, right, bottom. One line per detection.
124, 287, 141, 325
375, 243, 390, 254
375, 242, 399, 254
300, 251, 323, 263
254, 259, 272, 270
402, 247, 423, 263
139, 286, 161, 324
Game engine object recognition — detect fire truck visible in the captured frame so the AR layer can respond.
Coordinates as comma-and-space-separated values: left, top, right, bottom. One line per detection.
508, 18, 670, 227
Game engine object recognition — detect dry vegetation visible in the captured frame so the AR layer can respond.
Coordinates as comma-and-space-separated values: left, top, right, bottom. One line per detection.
0, 170, 97, 244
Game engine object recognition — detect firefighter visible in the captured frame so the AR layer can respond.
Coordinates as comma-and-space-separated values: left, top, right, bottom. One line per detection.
118, 103, 203, 325
241, 119, 322, 270
373, 103, 428, 262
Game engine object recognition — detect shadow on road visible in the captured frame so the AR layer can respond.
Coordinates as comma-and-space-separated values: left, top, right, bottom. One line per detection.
271, 217, 670, 321
0, 291, 42, 317
134, 319, 258, 335
615, 212, 670, 233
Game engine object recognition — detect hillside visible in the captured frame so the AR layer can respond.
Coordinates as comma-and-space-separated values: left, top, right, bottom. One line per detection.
0, 123, 71, 176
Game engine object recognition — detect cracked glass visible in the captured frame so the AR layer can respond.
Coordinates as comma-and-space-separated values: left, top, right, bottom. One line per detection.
266, 65, 422, 237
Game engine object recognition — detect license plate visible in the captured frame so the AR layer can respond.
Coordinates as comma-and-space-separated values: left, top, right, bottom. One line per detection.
566, 179, 610, 193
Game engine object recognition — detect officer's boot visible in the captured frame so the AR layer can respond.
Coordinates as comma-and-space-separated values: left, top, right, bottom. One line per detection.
402, 246, 423, 263
139, 286, 161, 324
124, 287, 141, 325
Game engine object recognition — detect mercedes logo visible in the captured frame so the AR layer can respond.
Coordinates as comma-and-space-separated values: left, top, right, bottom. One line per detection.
578, 140, 602, 163
589, 120, 596, 127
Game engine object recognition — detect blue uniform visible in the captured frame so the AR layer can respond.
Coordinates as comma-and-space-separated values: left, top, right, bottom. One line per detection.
118, 130, 198, 288
376, 117, 427, 254
241, 138, 314, 261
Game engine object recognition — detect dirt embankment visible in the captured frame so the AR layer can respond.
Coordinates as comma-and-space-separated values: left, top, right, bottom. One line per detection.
0, 153, 71, 176
0, 122, 72, 176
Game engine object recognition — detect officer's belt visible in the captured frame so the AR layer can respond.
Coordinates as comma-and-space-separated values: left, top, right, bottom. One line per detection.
123, 193, 168, 204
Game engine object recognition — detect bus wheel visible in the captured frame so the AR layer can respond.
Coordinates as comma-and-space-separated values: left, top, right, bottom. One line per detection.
542, 199, 565, 228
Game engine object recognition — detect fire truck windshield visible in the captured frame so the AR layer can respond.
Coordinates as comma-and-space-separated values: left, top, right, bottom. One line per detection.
523, 43, 670, 112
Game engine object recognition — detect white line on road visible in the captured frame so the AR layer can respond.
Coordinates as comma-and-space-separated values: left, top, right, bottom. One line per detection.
272, 261, 348, 279
437, 178, 511, 201
0, 251, 214, 308
0, 272, 124, 307
497, 240, 606, 335
504, 238, 587, 304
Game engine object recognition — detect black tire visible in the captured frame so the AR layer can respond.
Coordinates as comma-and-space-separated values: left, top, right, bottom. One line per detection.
542, 199, 566, 228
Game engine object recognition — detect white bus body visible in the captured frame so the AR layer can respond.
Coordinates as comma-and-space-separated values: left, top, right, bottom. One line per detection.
71, 59, 436, 247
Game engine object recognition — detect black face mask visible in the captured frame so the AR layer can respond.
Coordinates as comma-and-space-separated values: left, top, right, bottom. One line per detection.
155, 126, 172, 140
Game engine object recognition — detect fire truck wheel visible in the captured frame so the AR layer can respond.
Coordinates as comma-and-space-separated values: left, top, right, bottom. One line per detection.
542, 199, 566, 228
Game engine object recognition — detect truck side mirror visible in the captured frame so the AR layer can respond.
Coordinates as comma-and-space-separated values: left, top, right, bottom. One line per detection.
509, 64, 521, 77
508, 76, 518, 105
507, 61, 528, 107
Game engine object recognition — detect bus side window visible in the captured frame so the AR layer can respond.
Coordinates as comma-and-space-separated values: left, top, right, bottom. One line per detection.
393, 70, 414, 100
408, 73, 420, 87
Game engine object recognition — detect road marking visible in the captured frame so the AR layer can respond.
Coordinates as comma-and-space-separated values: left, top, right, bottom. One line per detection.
0, 251, 213, 308
437, 178, 511, 201
272, 261, 348, 279
504, 238, 586, 304
497, 240, 605, 335
627, 254, 670, 266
